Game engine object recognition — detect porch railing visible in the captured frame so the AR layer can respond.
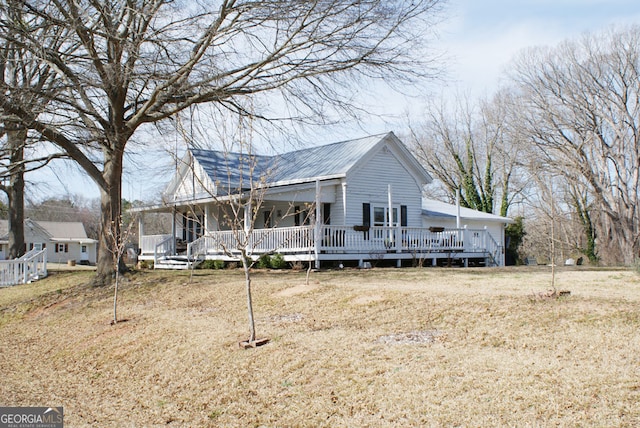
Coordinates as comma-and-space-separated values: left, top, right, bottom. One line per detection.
0, 249, 48, 287
187, 225, 315, 258
141, 234, 173, 255
320, 226, 468, 253
153, 235, 175, 265
183, 225, 499, 261
484, 231, 502, 266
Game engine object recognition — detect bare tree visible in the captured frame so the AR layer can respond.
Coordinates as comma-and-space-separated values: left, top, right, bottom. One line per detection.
410, 89, 526, 217
0, 5, 71, 258
179, 112, 303, 347
105, 214, 136, 325
510, 26, 640, 265
0, 0, 446, 285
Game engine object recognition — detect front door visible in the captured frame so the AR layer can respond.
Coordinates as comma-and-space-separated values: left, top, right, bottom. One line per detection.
183, 214, 204, 243
80, 245, 89, 261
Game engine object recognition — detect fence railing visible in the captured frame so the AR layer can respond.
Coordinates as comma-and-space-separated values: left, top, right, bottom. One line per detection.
0, 249, 48, 287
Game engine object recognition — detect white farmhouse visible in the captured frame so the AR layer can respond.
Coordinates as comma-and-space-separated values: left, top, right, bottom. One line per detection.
135, 132, 513, 268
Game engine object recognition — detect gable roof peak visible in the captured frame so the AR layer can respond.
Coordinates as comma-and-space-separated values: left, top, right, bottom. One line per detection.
188, 132, 395, 188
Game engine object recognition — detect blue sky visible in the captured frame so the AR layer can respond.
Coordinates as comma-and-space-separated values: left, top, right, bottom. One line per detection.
32, 0, 640, 202
439, 0, 640, 97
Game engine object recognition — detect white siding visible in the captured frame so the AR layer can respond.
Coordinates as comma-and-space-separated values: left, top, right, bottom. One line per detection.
345, 145, 423, 227
173, 159, 214, 201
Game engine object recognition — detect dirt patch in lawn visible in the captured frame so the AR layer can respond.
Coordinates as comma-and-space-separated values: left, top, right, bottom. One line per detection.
352, 294, 384, 305
274, 283, 318, 297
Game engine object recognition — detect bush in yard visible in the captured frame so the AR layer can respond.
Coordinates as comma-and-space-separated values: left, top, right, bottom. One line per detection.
200, 260, 225, 270
257, 254, 271, 269
270, 253, 287, 269
137, 260, 153, 269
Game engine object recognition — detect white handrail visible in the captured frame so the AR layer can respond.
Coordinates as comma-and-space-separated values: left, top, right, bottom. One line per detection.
484, 231, 502, 266
153, 235, 175, 266
0, 249, 48, 287
141, 234, 173, 255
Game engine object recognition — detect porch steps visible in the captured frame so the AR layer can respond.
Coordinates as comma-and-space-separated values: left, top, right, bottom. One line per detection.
154, 256, 200, 270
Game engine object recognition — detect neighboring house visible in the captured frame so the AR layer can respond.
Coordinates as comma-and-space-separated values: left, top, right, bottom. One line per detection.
134, 132, 513, 268
0, 219, 97, 264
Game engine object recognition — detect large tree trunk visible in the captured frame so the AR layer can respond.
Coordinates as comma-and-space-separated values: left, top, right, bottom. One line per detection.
93, 148, 124, 286
7, 125, 26, 259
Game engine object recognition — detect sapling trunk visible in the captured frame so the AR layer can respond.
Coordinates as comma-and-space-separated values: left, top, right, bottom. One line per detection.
242, 254, 256, 342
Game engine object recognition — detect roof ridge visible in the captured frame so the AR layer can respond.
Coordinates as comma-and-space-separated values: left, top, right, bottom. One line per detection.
190, 132, 391, 158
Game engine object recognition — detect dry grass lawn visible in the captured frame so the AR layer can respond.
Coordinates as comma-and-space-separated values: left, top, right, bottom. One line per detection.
1, 266, 639, 427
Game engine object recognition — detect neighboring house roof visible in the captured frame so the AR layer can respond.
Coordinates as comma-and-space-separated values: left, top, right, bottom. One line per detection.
422, 199, 514, 224
0, 219, 97, 244
35, 221, 96, 242
186, 132, 431, 194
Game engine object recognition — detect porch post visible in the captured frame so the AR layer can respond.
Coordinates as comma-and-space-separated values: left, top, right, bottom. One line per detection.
387, 184, 394, 245
342, 180, 347, 225
204, 204, 210, 234
456, 188, 461, 229
171, 206, 177, 254
138, 213, 144, 252
314, 180, 321, 269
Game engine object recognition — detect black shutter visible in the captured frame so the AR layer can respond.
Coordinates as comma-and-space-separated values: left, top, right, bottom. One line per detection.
294, 206, 300, 226
54, 243, 58, 253
182, 214, 187, 241
401, 205, 408, 227
362, 203, 370, 226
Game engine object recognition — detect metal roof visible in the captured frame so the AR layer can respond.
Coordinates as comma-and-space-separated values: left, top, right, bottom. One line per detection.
422, 199, 514, 223
189, 149, 273, 193
190, 133, 388, 190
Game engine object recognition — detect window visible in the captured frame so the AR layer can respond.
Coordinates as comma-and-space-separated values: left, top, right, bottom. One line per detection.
372, 206, 398, 227
55, 243, 68, 253
30, 243, 44, 251
81, 245, 87, 253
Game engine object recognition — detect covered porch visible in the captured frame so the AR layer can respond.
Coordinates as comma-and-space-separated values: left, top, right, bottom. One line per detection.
138, 224, 503, 269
